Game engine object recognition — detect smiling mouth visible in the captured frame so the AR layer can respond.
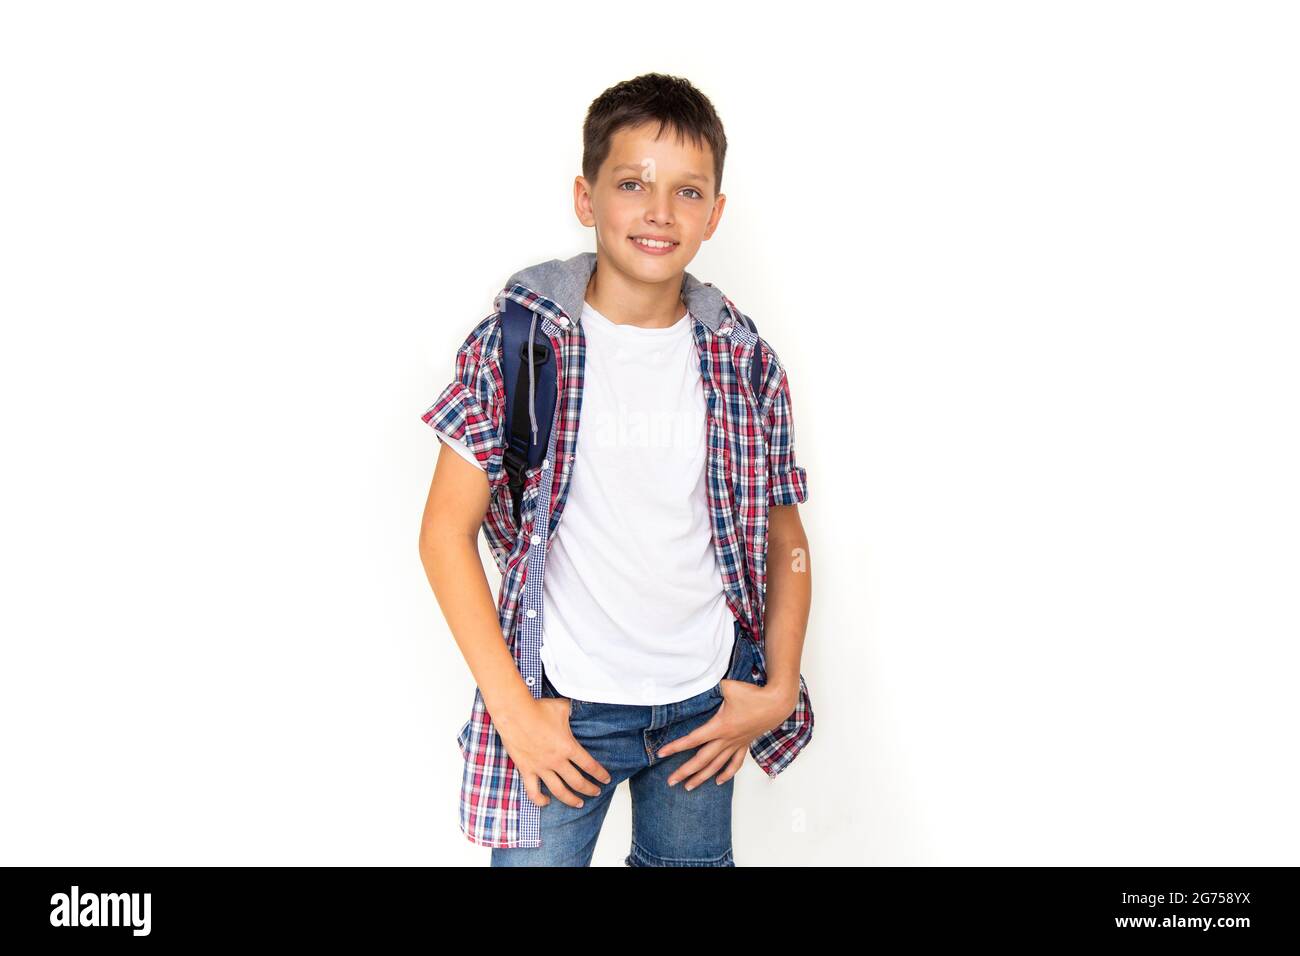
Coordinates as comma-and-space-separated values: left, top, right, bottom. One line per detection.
629, 236, 680, 251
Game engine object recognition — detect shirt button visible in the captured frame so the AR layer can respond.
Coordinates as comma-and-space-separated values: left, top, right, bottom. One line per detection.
718, 326, 731, 335
530, 534, 540, 544
542, 458, 550, 470
525, 608, 536, 618
525, 675, 535, 686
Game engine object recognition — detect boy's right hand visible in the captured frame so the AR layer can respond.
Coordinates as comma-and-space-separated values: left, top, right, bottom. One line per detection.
496, 697, 612, 809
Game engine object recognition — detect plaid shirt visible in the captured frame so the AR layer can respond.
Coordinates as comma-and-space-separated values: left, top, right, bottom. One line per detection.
422, 252, 812, 848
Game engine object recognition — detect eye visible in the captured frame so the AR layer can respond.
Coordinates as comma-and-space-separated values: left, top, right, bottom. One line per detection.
618, 180, 643, 191
682, 188, 703, 199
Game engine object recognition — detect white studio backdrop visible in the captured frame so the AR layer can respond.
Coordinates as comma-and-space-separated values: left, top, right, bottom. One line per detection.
1, 1, 1296, 865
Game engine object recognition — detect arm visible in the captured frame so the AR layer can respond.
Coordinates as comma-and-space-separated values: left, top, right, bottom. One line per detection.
760, 503, 812, 717
418, 443, 535, 743
418, 439, 610, 806
753, 356, 812, 714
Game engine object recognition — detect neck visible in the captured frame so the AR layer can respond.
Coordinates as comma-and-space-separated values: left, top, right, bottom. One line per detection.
584, 253, 688, 329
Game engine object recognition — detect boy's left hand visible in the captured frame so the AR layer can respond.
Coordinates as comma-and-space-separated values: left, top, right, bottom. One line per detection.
655, 679, 798, 789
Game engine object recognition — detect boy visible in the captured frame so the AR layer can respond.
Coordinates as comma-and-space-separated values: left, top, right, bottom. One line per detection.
418, 73, 813, 866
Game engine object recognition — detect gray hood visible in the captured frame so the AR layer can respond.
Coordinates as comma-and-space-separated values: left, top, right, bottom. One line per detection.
496, 251, 738, 333
492, 250, 744, 447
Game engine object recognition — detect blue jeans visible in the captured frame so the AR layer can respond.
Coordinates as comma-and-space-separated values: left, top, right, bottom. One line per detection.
490, 622, 764, 867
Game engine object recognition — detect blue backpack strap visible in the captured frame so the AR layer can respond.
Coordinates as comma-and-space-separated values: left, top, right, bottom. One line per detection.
500, 299, 557, 531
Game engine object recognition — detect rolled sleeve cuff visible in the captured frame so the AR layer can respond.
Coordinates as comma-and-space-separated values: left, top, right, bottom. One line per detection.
421, 381, 504, 486
768, 465, 809, 506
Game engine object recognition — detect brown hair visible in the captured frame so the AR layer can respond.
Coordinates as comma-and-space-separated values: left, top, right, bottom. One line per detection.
582, 73, 728, 196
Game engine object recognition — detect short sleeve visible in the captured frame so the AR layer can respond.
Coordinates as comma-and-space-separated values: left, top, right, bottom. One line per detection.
434, 428, 485, 471
420, 313, 506, 491
761, 354, 809, 507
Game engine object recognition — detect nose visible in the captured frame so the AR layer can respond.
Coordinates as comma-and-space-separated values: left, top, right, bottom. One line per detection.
646, 196, 673, 226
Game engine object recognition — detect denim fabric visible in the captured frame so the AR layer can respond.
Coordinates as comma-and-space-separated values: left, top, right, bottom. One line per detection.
489, 626, 764, 867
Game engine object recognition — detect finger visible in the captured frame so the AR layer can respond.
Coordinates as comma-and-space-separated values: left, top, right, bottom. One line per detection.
666, 739, 725, 787
683, 746, 735, 791
714, 747, 746, 785
554, 759, 604, 798
540, 768, 586, 809
522, 773, 550, 808
569, 743, 613, 785
655, 712, 720, 760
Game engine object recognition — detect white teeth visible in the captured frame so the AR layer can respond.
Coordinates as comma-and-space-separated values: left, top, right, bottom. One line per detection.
633, 237, 675, 249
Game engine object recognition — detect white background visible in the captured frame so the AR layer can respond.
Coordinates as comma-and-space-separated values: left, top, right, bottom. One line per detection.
2, 1, 1296, 866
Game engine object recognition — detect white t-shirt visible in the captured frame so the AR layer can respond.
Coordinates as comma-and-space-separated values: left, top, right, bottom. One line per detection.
434, 299, 734, 705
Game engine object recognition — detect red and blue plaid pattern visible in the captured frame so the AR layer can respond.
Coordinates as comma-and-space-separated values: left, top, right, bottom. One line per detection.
423, 278, 811, 849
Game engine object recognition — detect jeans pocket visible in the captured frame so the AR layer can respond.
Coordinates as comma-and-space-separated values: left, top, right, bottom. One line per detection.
732, 635, 763, 685
710, 634, 745, 698
542, 673, 580, 721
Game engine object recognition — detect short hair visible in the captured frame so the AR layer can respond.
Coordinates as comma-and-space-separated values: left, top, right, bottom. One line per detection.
582, 73, 728, 196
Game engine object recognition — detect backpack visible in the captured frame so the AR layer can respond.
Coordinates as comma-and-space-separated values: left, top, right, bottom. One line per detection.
499, 297, 762, 531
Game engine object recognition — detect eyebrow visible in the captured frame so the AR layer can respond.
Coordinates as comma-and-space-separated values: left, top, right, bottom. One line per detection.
611, 163, 709, 184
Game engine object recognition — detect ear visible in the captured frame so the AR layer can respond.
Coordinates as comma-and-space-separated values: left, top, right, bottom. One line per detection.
574, 175, 597, 228
701, 192, 726, 240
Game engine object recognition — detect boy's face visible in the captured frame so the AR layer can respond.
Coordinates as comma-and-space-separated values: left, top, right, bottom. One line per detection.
575, 121, 726, 284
